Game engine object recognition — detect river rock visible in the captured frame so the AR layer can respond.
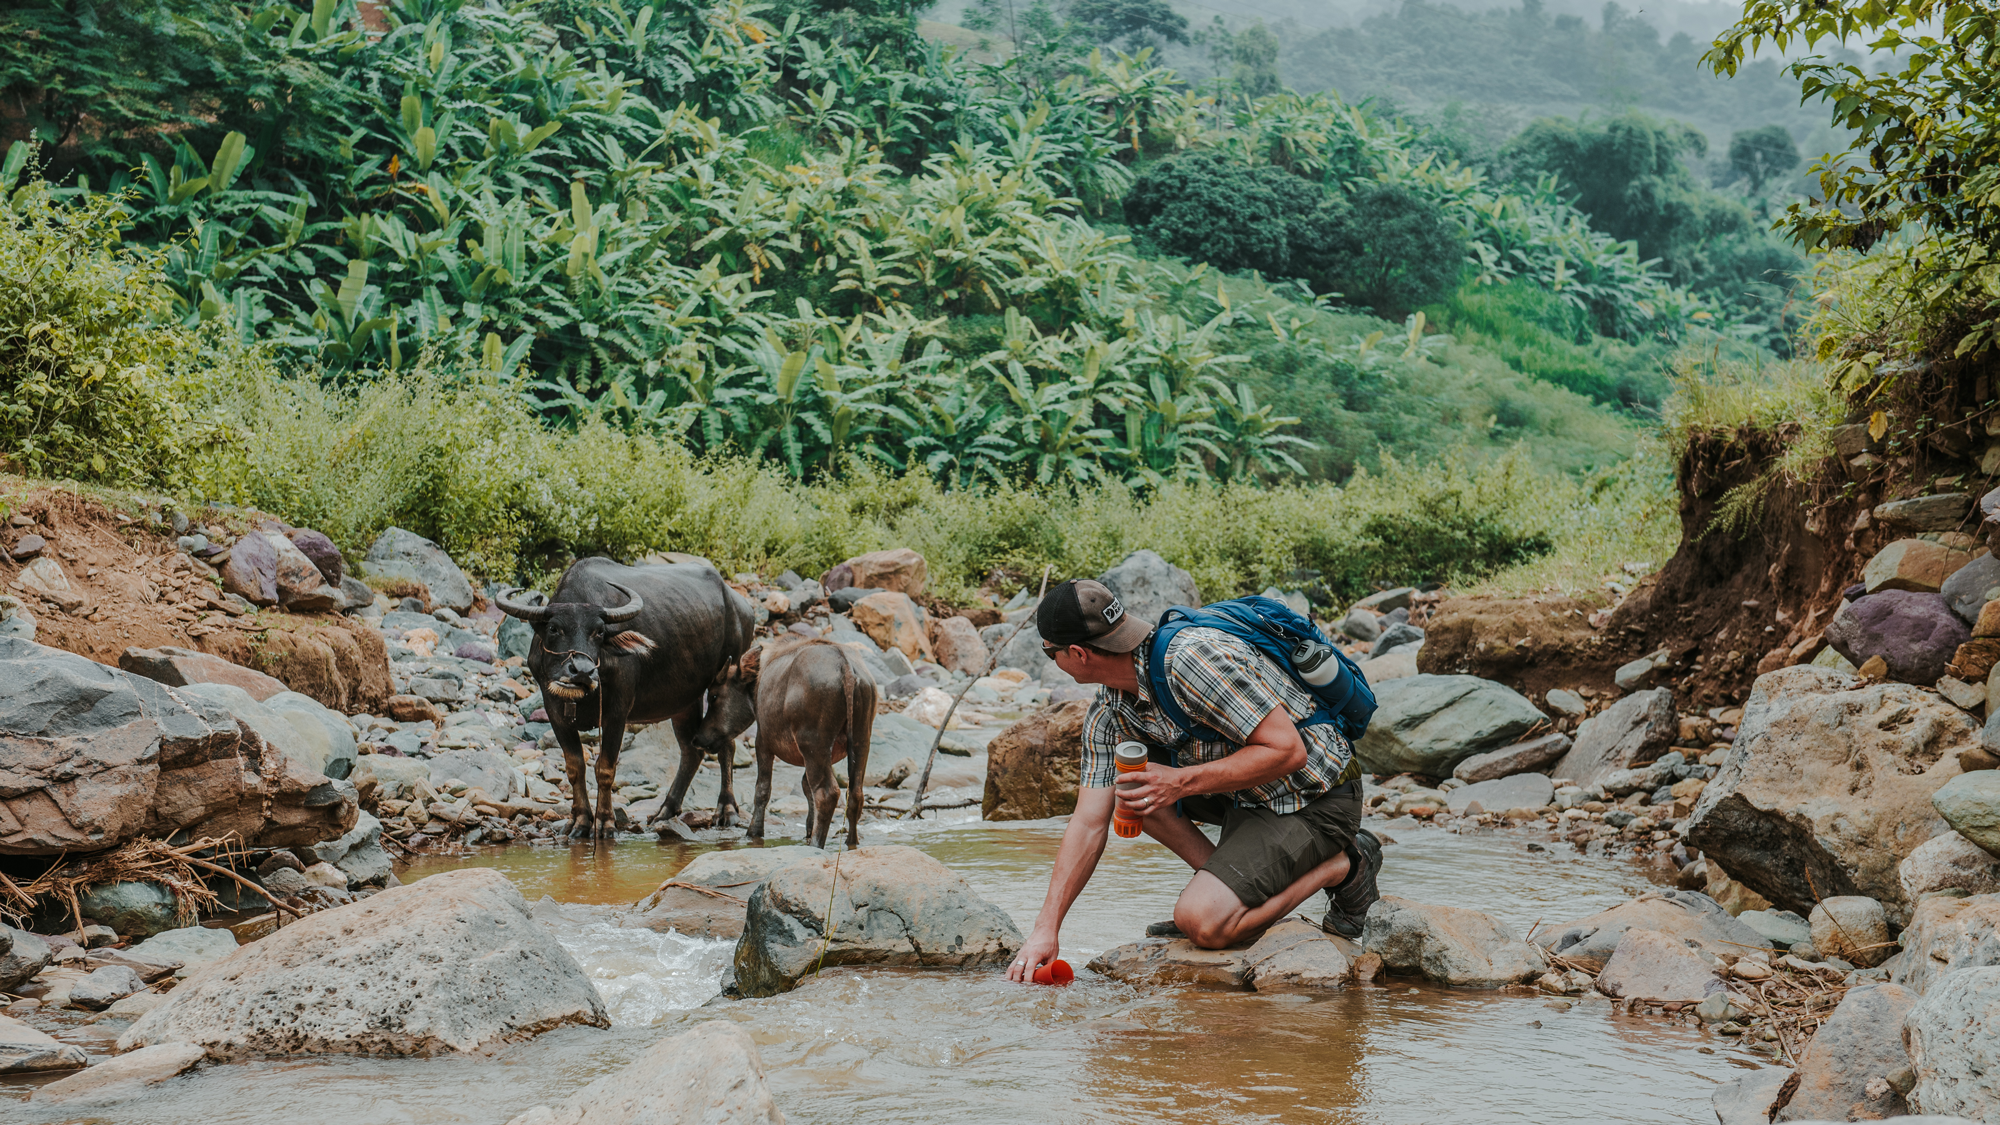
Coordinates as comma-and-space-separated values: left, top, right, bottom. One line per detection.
627, 846, 825, 940
1534, 890, 1770, 972
842, 548, 927, 596
1811, 896, 1893, 967
1242, 919, 1352, 991
1339, 608, 1381, 643
30, 1042, 206, 1105
306, 811, 392, 888
1738, 909, 1813, 948
1088, 938, 1254, 989
120, 868, 607, 1055
362, 527, 475, 612
730, 846, 1021, 998
1359, 896, 1544, 987
1358, 651, 1419, 683
502, 1021, 783, 1125
1891, 894, 2000, 995
981, 620, 1061, 684
1907, 967, 2000, 1119
982, 699, 1088, 821
219, 531, 280, 607
359, 754, 432, 801
71, 964, 146, 1010
1942, 552, 2000, 625
0, 927, 52, 991
129, 926, 238, 975
1827, 591, 1970, 684
850, 591, 933, 663
0, 1014, 88, 1072
1902, 831, 2000, 899
1592, 927, 1726, 1002
1097, 549, 1200, 627
1878, 494, 1974, 533
175, 682, 356, 784
79, 881, 180, 939
1353, 675, 1545, 777
1550, 688, 1675, 790
932, 616, 990, 676
426, 749, 522, 802
118, 646, 287, 701
1372, 622, 1424, 656
1445, 773, 1552, 814
1932, 771, 2000, 856
1451, 732, 1571, 783
1865, 539, 1978, 595
1714, 1069, 1794, 1125
1684, 665, 1973, 923
1775, 982, 1918, 1121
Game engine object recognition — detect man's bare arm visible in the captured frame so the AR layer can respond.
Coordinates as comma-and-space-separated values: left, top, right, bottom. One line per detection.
1009, 786, 1115, 982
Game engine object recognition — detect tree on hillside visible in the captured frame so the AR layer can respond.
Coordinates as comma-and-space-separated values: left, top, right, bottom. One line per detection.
1231, 22, 1281, 98
1727, 125, 1800, 196
759, 0, 937, 53
1068, 0, 1187, 49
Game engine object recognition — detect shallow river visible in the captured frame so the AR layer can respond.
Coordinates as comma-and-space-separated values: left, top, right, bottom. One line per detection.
1, 815, 1778, 1124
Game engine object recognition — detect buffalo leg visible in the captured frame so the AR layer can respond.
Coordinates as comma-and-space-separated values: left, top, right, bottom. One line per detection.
843, 734, 864, 849
714, 736, 741, 830
553, 723, 594, 839
801, 752, 839, 851
747, 726, 775, 841
594, 712, 627, 841
657, 711, 702, 823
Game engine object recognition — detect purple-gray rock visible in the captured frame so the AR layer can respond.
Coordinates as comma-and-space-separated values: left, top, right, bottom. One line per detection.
1826, 590, 1970, 684
11, 534, 45, 561
454, 642, 496, 664
285, 529, 345, 587
220, 530, 280, 606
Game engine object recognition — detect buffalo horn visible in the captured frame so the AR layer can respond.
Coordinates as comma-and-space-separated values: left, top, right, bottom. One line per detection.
494, 588, 553, 623
601, 582, 644, 622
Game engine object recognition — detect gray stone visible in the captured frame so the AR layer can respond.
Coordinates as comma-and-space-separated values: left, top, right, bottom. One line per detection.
307, 812, 392, 889
1097, 549, 1200, 628
982, 620, 1055, 680
1933, 771, 2000, 857
0, 595, 36, 642
1359, 895, 1545, 987
1600, 750, 1684, 797
408, 676, 463, 703
177, 681, 356, 784
1371, 622, 1424, 656
1685, 665, 1973, 924
1713, 1069, 1793, 1125
263, 691, 357, 782
336, 575, 375, 612
0, 927, 52, 991
1533, 890, 1769, 972
502, 1021, 783, 1125
1544, 688, 1588, 717
1877, 493, 1974, 532
1242, 918, 1352, 991
497, 616, 534, 662
360, 755, 432, 801
129, 927, 238, 975
1827, 590, 1970, 685
361, 527, 475, 612
1451, 732, 1571, 782
1776, 982, 1917, 1121
1550, 688, 1676, 790
1907, 967, 2000, 1119
0, 1014, 88, 1072
730, 846, 1021, 998
71, 964, 146, 1010
1614, 654, 1662, 690
120, 868, 608, 1056
1339, 609, 1381, 643
426, 750, 522, 801
1353, 588, 1416, 613
1811, 896, 1893, 968
1446, 773, 1553, 814
30, 1042, 206, 1105
1941, 552, 2000, 625
79, 882, 180, 940
1593, 927, 1726, 1002
1901, 831, 2000, 900
1739, 909, 1813, 948
1354, 675, 1545, 777
1892, 894, 2000, 995
626, 846, 825, 940
871, 711, 941, 765
1086, 938, 1253, 990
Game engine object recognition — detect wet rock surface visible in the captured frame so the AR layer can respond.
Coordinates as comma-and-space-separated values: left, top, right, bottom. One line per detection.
1353, 675, 1545, 777
1774, 983, 1917, 1121
1592, 928, 1726, 1002
503, 1021, 784, 1125
1360, 895, 1544, 987
1551, 688, 1676, 790
1534, 890, 1768, 973
626, 846, 825, 940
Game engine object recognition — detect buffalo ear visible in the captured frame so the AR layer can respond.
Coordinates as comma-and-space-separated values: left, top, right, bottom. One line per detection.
610, 630, 658, 656
737, 646, 763, 685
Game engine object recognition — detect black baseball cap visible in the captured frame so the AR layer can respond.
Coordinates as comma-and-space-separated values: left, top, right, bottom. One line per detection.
1037, 579, 1151, 653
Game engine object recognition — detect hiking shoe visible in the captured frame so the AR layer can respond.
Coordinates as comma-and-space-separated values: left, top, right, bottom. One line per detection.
1145, 919, 1185, 938
1321, 828, 1382, 939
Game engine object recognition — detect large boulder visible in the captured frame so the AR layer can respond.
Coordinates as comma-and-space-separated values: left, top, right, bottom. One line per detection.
1592, 928, 1726, 1003
176, 683, 356, 782
1941, 552, 2000, 625
1907, 967, 2000, 1120
843, 548, 927, 596
1550, 688, 1676, 790
1241, 918, 1352, 991
503, 1022, 784, 1125
982, 700, 1089, 821
1713, 1070, 1794, 1125
361, 527, 475, 612
1827, 590, 1971, 684
80, 881, 179, 939
119, 646, 287, 701
129, 926, 239, 974
730, 846, 1021, 998
626, 846, 824, 940
1901, 831, 2000, 900
0, 1014, 88, 1072
120, 868, 607, 1055
1811, 896, 1893, 968
1864, 539, 1978, 595
1353, 675, 1545, 778
0, 927, 52, 992
1876, 494, 1974, 533
1932, 771, 2000, 857
426, 749, 522, 801
1359, 896, 1544, 987
1775, 983, 1917, 1121
193, 617, 392, 715
1532, 890, 1770, 973
30, 1042, 206, 1106
1097, 549, 1200, 627
1684, 665, 1973, 923
931, 616, 990, 676
1452, 732, 1571, 783
1891, 894, 2000, 995
850, 591, 933, 663
0, 637, 357, 856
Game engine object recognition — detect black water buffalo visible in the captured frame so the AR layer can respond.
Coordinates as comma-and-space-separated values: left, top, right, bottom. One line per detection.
698, 636, 876, 848
496, 557, 757, 838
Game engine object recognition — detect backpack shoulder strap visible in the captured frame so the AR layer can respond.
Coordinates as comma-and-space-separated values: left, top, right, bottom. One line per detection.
1144, 606, 1220, 741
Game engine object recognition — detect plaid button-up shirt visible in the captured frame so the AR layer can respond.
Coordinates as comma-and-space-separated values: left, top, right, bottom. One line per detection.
1079, 626, 1358, 813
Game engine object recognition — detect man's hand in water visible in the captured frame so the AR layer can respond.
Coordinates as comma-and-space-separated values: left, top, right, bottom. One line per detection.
1114, 762, 1191, 819
1011, 928, 1061, 983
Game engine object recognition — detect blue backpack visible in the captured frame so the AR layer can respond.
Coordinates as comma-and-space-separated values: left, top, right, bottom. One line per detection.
1143, 595, 1378, 743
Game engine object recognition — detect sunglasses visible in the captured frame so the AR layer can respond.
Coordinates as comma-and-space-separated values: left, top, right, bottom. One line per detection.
1042, 643, 1069, 659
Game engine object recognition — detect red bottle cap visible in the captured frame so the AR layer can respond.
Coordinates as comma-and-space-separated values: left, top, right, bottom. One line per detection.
1032, 959, 1074, 986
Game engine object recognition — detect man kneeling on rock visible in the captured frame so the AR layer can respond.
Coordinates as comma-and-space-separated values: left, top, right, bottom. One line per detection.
1009, 579, 1383, 984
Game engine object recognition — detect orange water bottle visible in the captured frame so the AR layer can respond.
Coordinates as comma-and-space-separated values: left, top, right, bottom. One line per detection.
1112, 741, 1149, 838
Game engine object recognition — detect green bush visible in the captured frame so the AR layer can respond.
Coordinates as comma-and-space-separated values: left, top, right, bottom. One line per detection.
1292, 182, 1467, 319
1123, 153, 1323, 276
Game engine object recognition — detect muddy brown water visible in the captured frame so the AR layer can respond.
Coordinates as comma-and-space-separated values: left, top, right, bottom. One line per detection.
0, 815, 1779, 1124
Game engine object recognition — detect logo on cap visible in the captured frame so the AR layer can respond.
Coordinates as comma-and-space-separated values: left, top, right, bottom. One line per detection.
1102, 596, 1124, 624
